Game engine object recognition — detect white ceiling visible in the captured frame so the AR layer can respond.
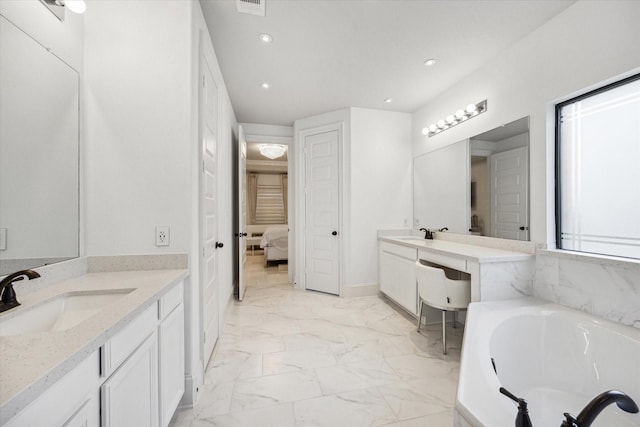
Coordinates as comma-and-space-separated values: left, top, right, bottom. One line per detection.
200, 0, 575, 126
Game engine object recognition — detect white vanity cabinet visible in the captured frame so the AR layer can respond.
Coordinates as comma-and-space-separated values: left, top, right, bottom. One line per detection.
101, 280, 185, 427
378, 241, 419, 315
101, 304, 159, 427
158, 282, 185, 427
0, 272, 187, 427
4, 352, 101, 427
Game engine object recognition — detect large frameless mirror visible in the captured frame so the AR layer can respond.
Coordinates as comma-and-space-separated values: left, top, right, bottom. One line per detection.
413, 117, 530, 241
0, 16, 80, 275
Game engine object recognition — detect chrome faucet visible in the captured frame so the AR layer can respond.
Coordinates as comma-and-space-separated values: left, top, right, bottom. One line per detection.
419, 227, 433, 239
0, 269, 41, 313
561, 390, 639, 427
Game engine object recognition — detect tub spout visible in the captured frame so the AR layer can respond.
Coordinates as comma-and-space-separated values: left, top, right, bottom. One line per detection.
561, 390, 639, 427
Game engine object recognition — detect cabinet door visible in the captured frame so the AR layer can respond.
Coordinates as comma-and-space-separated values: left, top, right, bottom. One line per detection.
158, 303, 185, 427
62, 393, 100, 427
101, 332, 158, 427
379, 251, 418, 315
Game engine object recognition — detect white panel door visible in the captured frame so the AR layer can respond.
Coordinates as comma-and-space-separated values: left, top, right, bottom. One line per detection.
304, 130, 340, 295
200, 45, 219, 365
490, 146, 529, 240
237, 126, 247, 301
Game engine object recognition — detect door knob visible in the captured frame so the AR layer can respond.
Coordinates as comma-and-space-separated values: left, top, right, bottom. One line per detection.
215, 242, 224, 248
331, 231, 338, 236
242, 232, 248, 237
519, 226, 529, 231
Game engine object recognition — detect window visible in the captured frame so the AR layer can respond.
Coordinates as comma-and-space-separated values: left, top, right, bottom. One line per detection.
556, 73, 640, 259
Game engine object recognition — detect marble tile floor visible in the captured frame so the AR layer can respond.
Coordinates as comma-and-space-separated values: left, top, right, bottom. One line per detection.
170, 255, 464, 427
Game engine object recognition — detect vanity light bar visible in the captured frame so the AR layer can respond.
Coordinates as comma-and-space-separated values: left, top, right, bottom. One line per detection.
422, 100, 487, 138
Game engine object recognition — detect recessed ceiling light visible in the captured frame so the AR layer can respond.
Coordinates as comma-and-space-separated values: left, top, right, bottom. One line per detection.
424, 58, 437, 67
261, 83, 270, 89
384, 98, 392, 103
259, 33, 273, 43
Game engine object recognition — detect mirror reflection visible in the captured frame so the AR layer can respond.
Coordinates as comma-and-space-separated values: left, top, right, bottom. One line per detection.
413, 117, 530, 241
0, 17, 80, 275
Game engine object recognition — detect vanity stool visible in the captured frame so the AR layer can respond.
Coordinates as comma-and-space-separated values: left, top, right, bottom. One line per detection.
416, 261, 471, 354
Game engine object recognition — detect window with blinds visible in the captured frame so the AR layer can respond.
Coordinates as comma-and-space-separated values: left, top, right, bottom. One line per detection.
556, 73, 640, 259
254, 173, 286, 224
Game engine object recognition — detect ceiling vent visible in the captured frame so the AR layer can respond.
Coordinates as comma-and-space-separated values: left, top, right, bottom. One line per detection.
237, 0, 265, 17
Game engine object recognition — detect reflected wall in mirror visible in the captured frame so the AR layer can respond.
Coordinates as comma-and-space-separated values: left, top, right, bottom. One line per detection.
0, 17, 80, 275
413, 117, 530, 241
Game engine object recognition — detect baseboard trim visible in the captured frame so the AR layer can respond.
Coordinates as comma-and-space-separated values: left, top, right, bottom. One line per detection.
341, 282, 378, 298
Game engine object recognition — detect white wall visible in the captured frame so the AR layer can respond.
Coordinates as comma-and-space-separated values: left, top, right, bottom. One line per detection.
85, 0, 238, 405
347, 108, 413, 290
84, 0, 192, 255
411, 0, 640, 326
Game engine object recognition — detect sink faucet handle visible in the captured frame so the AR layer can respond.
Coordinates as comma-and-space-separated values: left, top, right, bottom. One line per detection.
561, 412, 578, 427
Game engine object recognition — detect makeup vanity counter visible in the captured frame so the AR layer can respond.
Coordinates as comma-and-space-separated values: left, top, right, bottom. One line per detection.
0, 268, 188, 427
378, 234, 535, 315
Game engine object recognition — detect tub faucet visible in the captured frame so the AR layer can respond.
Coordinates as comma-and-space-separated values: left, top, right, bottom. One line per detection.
419, 228, 433, 239
0, 269, 40, 313
561, 390, 639, 427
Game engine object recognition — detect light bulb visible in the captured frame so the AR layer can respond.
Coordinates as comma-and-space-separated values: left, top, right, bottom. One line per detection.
455, 109, 465, 119
437, 120, 446, 129
261, 83, 270, 89
465, 103, 477, 114
259, 33, 273, 43
424, 58, 436, 67
421, 127, 429, 135
446, 115, 455, 124
64, 0, 86, 14
429, 124, 437, 133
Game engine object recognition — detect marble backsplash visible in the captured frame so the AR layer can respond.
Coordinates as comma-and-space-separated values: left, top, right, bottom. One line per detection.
534, 250, 640, 328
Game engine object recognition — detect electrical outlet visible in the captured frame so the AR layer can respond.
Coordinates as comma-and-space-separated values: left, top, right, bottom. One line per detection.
155, 226, 170, 247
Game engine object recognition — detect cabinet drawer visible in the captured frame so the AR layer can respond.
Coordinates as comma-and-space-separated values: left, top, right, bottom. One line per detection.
158, 280, 183, 320
101, 304, 157, 377
379, 241, 417, 260
418, 249, 467, 272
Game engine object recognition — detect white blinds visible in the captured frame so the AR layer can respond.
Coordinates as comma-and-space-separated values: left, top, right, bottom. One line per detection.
254, 173, 286, 224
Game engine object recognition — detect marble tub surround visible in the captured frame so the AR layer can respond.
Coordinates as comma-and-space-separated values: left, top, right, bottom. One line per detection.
171, 255, 462, 427
535, 249, 640, 328
0, 268, 188, 423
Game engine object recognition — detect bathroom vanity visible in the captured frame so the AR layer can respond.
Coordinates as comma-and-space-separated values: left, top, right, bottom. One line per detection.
0, 269, 187, 427
378, 233, 535, 316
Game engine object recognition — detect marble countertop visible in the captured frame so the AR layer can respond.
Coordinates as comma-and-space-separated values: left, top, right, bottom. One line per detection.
378, 236, 534, 263
0, 269, 188, 423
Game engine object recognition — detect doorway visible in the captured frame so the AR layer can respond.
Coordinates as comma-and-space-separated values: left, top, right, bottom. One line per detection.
236, 132, 293, 299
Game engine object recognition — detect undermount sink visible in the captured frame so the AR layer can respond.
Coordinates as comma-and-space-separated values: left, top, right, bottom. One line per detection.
391, 236, 429, 244
0, 289, 135, 337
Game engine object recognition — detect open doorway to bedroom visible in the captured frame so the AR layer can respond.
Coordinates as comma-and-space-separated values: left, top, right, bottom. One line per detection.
243, 139, 291, 288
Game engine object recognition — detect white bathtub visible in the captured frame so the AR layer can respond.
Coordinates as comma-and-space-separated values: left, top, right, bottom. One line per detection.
454, 298, 640, 427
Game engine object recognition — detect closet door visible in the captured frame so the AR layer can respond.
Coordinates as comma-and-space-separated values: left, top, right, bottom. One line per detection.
303, 128, 340, 295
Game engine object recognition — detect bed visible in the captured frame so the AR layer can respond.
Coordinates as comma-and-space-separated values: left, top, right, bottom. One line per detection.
260, 224, 288, 265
